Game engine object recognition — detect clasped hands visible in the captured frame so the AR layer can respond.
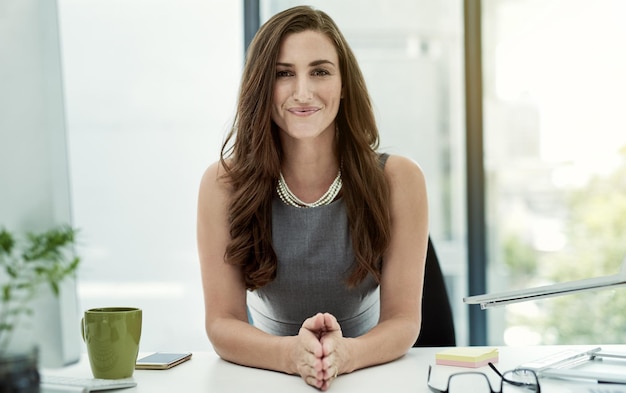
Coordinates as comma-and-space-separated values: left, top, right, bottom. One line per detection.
293, 312, 346, 391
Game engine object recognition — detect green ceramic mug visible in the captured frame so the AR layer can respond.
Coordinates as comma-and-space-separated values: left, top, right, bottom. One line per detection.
81, 307, 142, 379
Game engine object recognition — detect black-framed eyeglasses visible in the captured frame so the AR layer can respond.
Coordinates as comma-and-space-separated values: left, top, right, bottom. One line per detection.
427, 362, 541, 393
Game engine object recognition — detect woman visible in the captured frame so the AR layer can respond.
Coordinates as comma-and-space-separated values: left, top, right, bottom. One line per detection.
197, 5, 428, 391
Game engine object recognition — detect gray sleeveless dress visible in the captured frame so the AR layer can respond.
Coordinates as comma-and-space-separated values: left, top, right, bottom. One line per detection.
247, 156, 387, 338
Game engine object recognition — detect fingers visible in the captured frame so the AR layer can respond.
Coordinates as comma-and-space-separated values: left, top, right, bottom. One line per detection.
296, 327, 324, 369
296, 343, 325, 390
302, 313, 326, 336
298, 362, 323, 382
296, 317, 326, 388
303, 313, 341, 337
303, 364, 338, 391
320, 321, 341, 358
299, 324, 324, 357
322, 313, 341, 332
318, 364, 339, 391
319, 378, 334, 391
298, 313, 344, 391
304, 375, 334, 391
320, 337, 334, 360
322, 353, 338, 378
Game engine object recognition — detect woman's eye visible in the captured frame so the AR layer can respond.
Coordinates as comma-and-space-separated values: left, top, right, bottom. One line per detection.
312, 69, 330, 77
276, 70, 293, 78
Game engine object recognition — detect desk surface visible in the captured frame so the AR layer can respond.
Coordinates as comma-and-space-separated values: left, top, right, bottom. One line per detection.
42, 345, 626, 392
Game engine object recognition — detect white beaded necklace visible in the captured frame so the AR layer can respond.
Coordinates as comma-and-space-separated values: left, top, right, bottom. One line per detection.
277, 169, 342, 208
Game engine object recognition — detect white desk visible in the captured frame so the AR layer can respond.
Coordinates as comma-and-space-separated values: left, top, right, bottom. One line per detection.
42, 345, 626, 392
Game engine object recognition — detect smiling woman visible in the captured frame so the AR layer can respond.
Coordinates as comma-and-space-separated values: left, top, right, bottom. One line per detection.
197, 5, 430, 391
260, 0, 468, 346
271, 31, 343, 145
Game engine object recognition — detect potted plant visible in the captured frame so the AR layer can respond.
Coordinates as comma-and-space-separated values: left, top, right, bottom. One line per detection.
0, 224, 80, 392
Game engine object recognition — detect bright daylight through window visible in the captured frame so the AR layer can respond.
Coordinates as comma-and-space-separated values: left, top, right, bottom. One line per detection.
483, 0, 626, 345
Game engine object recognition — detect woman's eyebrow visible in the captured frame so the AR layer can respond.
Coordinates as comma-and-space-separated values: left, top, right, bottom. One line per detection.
310, 59, 336, 67
275, 59, 336, 67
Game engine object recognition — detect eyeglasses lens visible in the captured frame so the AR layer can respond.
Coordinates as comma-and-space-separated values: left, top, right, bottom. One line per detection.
448, 373, 493, 392
501, 369, 539, 392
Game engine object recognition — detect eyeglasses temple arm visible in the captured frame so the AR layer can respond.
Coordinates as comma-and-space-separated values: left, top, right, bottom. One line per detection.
488, 362, 504, 378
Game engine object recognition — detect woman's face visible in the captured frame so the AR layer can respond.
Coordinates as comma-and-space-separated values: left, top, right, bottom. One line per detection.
271, 30, 343, 142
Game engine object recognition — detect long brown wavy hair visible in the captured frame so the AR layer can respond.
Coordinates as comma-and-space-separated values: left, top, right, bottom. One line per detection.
220, 5, 390, 290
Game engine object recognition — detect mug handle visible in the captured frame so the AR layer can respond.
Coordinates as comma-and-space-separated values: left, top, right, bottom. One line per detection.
80, 317, 85, 342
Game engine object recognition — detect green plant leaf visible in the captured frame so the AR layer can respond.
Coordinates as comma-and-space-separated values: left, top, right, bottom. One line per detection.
0, 230, 14, 254
0, 224, 81, 351
2, 285, 10, 302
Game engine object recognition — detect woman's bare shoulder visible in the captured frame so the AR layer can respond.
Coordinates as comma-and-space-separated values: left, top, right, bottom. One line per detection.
199, 159, 233, 201
383, 154, 425, 184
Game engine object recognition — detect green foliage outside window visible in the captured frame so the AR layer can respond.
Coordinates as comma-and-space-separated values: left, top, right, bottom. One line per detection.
504, 150, 626, 344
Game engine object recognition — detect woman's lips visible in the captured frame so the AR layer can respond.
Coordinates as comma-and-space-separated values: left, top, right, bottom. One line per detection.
288, 106, 320, 116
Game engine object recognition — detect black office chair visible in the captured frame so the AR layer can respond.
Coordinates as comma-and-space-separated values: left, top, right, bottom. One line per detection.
413, 236, 456, 347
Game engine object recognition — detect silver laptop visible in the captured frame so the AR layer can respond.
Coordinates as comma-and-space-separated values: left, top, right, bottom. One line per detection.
464, 256, 626, 309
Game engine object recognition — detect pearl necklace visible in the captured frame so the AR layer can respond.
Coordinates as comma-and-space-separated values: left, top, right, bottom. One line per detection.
277, 170, 342, 208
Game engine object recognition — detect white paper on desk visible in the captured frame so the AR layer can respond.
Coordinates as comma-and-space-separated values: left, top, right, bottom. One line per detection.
40, 386, 85, 393
564, 384, 626, 393
463, 258, 626, 308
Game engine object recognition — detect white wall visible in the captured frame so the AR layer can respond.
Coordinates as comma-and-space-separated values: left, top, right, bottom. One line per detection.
0, 0, 81, 366
57, 0, 243, 352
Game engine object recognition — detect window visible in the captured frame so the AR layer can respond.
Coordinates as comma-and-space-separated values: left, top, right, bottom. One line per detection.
482, 0, 626, 345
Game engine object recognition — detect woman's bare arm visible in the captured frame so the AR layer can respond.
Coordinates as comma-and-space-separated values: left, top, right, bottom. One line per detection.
196, 162, 326, 388
323, 155, 429, 375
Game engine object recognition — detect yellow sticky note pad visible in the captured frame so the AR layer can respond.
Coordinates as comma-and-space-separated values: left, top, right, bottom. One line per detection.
435, 347, 499, 368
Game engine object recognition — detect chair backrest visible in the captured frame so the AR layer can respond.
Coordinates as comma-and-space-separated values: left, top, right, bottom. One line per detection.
413, 236, 456, 347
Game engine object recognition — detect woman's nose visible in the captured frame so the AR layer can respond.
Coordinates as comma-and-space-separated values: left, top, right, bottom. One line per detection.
292, 76, 312, 102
